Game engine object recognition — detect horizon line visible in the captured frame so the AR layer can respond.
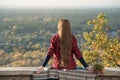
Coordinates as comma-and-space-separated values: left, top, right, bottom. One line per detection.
0, 6, 120, 10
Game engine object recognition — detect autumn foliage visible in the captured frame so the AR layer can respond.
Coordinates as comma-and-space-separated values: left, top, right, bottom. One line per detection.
0, 13, 119, 68
0, 49, 47, 67
82, 13, 120, 67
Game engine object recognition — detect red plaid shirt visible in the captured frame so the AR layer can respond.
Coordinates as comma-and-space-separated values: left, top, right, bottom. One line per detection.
47, 34, 82, 69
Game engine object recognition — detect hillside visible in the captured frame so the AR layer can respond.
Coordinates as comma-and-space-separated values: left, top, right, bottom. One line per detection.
0, 8, 120, 67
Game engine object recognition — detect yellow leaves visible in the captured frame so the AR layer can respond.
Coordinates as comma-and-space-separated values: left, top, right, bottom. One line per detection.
83, 13, 120, 67
12, 61, 21, 67
108, 38, 120, 52
32, 59, 40, 66
0, 49, 48, 67
97, 13, 105, 19
34, 43, 40, 49
95, 33, 99, 39
12, 59, 30, 67
93, 63, 104, 70
107, 55, 113, 60
105, 63, 111, 67
83, 32, 93, 42
21, 59, 28, 66
104, 19, 108, 24
31, 51, 41, 59
83, 32, 89, 39
0, 49, 5, 56
87, 20, 92, 26
92, 19, 97, 23
23, 52, 31, 59
117, 61, 120, 65
113, 38, 119, 43
89, 32, 93, 36
92, 41, 96, 49
99, 53, 104, 58
83, 32, 88, 36
13, 53, 22, 60
86, 13, 109, 33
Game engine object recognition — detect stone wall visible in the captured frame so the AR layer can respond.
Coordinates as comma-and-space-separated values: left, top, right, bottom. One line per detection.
0, 67, 119, 80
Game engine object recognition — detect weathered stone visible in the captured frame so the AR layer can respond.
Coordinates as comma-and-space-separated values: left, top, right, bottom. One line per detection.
0, 67, 119, 80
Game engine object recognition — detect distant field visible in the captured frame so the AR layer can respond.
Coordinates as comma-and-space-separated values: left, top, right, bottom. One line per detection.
0, 8, 120, 67
0, 8, 120, 52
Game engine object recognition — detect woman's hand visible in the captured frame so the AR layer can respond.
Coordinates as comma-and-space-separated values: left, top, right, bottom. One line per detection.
37, 66, 44, 74
86, 66, 93, 72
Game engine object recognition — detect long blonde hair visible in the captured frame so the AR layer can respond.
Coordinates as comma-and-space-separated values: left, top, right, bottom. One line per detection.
58, 19, 72, 67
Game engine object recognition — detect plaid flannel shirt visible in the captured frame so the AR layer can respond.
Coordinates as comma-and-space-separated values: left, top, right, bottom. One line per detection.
47, 34, 82, 69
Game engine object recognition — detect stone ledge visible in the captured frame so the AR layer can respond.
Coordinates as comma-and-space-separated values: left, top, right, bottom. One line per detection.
0, 67, 119, 80
103, 68, 120, 76
0, 67, 120, 75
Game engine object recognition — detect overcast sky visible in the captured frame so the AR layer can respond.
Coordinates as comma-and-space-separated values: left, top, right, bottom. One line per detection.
0, 0, 120, 9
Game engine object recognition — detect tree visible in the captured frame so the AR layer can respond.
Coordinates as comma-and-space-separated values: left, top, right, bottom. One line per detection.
82, 13, 120, 67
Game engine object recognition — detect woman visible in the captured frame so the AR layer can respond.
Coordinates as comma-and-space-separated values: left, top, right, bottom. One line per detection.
37, 19, 92, 74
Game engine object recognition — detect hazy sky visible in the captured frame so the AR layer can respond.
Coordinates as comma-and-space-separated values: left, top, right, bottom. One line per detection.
0, 0, 120, 9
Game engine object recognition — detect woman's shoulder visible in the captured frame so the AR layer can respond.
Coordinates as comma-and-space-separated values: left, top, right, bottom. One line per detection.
50, 34, 59, 41
72, 34, 77, 41
51, 34, 59, 38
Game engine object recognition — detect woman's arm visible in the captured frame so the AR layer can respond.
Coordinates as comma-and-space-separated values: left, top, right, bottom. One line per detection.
37, 35, 57, 74
72, 35, 92, 70
79, 57, 88, 68
37, 54, 51, 74
41, 54, 51, 67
